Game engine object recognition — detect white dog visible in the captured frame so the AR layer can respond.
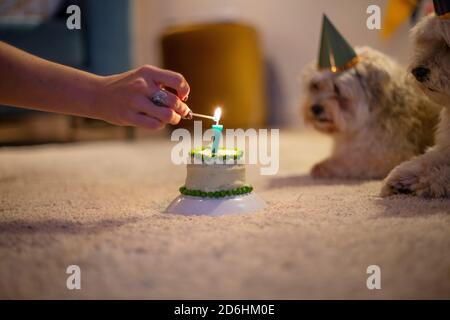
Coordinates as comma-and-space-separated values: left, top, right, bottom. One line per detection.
302, 46, 440, 179
381, 14, 450, 197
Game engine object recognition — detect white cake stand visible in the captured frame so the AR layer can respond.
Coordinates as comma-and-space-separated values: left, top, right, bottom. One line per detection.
165, 192, 266, 216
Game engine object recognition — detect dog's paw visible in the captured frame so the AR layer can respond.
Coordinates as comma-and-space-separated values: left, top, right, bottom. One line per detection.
381, 159, 450, 198
380, 163, 420, 197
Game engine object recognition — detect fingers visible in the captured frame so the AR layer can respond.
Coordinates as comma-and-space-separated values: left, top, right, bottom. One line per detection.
158, 90, 191, 118
138, 65, 190, 101
152, 104, 181, 125
127, 112, 165, 130
147, 105, 180, 125
134, 96, 181, 125
131, 74, 190, 117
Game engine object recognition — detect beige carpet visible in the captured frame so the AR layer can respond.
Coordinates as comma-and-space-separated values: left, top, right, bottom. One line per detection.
0, 130, 449, 299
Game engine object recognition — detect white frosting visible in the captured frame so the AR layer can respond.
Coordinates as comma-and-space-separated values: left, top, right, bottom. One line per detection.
185, 163, 246, 192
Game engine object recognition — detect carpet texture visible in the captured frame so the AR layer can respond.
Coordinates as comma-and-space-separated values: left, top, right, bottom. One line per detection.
0, 130, 449, 299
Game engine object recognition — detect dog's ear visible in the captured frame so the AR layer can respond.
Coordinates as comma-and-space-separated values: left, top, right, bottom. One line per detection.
354, 47, 392, 109
439, 20, 450, 47
411, 15, 443, 44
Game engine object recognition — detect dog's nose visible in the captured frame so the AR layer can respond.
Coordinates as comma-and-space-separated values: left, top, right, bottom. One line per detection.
411, 66, 430, 82
311, 104, 324, 116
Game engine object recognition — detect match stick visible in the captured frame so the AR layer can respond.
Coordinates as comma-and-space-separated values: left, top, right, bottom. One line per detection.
191, 113, 215, 120
183, 111, 215, 121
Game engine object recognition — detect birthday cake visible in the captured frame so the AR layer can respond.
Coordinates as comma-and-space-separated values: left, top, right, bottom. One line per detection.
179, 148, 253, 198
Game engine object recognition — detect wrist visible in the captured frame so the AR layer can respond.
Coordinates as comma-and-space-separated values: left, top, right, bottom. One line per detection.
83, 74, 108, 120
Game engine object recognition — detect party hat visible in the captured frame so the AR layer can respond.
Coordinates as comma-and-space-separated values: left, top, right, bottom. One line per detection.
434, 0, 450, 19
318, 14, 359, 73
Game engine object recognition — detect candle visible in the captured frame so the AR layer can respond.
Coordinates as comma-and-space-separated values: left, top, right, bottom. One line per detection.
211, 124, 223, 155
211, 107, 222, 154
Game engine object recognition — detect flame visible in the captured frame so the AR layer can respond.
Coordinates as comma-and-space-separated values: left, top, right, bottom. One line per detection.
213, 107, 222, 124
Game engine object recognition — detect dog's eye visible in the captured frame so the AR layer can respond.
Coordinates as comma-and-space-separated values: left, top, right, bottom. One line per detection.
309, 82, 320, 91
334, 84, 341, 96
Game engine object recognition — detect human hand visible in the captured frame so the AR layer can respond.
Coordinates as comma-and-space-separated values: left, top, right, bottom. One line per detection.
93, 65, 191, 130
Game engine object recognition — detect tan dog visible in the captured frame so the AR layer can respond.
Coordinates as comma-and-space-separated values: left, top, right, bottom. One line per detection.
302, 46, 440, 179
382, 13, 450, 197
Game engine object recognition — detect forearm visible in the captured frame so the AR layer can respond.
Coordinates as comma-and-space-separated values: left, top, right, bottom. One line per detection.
0, 41, 102, 118
0, 41, 191, 129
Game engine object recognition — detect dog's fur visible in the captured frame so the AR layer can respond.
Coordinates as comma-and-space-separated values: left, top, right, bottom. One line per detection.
302, 46, 440, 179
381, 15, 450, 197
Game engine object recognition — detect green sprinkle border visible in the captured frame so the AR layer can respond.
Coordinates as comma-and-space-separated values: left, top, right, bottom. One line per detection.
189, 147, 243, 162
179, 185, 253, 198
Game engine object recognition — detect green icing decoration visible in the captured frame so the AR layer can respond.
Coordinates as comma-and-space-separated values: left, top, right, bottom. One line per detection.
179, 185, 253, 198
190, 147, 243, 163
